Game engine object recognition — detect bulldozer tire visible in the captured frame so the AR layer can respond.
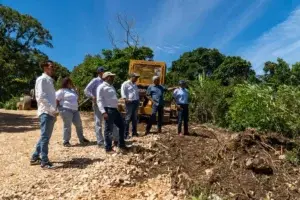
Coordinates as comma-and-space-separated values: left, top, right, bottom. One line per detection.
22, 96, 32, 110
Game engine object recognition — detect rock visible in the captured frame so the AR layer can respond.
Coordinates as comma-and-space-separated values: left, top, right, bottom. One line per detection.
92, 180, 98, 184
245, 157, 273, 175
48, 195, 55, 200
279, 154, 286, 160
205, 168, 214, 176
209, 194, 223, 200
147, 193, 158, 200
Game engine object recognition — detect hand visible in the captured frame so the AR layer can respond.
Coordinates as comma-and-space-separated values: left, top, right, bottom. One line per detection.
102, 113, 109, 120
177, 105, 183, 111
125, 99, 131, 104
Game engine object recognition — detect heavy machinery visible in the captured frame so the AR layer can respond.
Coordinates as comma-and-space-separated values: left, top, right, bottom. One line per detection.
16, 89, 37, 110
118, 59, 177, 122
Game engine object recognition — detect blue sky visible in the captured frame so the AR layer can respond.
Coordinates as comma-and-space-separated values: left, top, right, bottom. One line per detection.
2, 0, 300, 74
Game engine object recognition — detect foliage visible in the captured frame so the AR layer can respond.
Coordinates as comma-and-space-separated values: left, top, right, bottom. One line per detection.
228, 84, 300, 136
0, 5, 68, 103
188, 183, 211, 200
263, 58, 291, 86
212, 56, 254, 86
286, 146, 300, 165
3, 96, 19, 110
189, 74, 231, 126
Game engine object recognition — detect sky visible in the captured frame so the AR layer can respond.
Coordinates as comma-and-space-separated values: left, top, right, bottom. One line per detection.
2, 0, 300, 74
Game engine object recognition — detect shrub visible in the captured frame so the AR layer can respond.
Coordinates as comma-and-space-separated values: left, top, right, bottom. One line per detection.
228, 84, 300, 137
286, 146, 300, 165
189, 75, 232, 126
3, 96, 20, 110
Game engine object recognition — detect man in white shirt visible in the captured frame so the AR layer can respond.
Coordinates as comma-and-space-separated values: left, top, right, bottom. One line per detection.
97, 72, 127, 152
30, 60, 58, 169
84, 67, 105, 146
121, 73, 140, 138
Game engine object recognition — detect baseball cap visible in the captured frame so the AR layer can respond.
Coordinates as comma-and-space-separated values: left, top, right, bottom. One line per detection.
178, 80, 186, 85
102, 72, 116, 79
129, 73, 140, 78
152, 76, 159, 81
97, 66, 105, 73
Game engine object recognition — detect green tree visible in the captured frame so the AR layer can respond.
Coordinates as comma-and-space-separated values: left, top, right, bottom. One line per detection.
263, 58, 291, 86
168, 48, 225, 84
290, 62, 300, 86
0, 5, 53, 101
212, 56, 254, 86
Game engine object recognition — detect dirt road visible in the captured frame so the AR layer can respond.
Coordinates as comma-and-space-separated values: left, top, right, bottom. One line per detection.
0, 109, 176, 200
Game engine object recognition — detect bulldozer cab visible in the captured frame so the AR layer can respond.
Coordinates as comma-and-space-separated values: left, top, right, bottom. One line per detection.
128, 60, 166, 86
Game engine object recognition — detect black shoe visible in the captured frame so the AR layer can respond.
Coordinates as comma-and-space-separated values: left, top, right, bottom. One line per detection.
105, 148, 115, 154
63, 142, 71, 147
132, 133, 139, 137
41, 162, 56, 169
145, 131, 150, 135
118, 145, 130, 153
30, 157, 41, 165
124, 135, 131, 140
80, 138, 90, 145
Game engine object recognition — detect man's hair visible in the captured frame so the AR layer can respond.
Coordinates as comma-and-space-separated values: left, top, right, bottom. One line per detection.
40, 60, 54, 69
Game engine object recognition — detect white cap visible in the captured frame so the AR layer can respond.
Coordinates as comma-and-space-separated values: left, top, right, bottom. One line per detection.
152, 76, 159, 81
102, 72, 116, 79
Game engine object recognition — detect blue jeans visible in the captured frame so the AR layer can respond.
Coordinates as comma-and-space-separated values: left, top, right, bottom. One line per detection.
146, 104, 163, 132
93, 103, 104, 145
124, 100, 139, 137
177, 104, 189, 134
32, 113, 55, 164
59, 107, 84, 143
104, 107, 125, 151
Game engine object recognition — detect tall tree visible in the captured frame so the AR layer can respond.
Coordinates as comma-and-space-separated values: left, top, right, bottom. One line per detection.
263, 58, 291, 86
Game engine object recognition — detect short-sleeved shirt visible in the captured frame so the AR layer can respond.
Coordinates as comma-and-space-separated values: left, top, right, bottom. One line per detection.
56, 89, 79, 111
146, 84, 167, 106
173, 87, 189, 104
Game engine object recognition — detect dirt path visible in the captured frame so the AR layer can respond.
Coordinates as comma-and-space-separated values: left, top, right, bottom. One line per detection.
0, 109, 176, 200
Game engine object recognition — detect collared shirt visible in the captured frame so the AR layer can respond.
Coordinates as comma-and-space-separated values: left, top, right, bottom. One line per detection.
121, 80, 139, 101
173, 87, 189, 104
35, 73, 56, 117
84, 77, 103, 98
56, 89, 79, 111
146, 84, 167, 106
97, 81, 119, 114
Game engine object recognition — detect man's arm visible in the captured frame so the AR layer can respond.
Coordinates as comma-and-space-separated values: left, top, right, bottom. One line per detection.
121, 82, 128, 99
35, 78, 56, 114
84, 79, 96, 99
96, 86, 106, 114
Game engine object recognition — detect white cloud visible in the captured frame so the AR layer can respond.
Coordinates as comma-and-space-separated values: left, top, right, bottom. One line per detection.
144, 0, 221, 55
211, 0, 270, 49
241, 7, 300, 74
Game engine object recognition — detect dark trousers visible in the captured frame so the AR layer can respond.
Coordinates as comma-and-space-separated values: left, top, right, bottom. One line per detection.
104, 107, 125, 151
178, 104, 189, 134
146, 104, 163, 132
124, 100, 139, 137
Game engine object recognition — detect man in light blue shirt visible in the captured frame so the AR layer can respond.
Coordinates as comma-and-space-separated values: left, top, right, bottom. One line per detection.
84, 67, 105, 146
173, 80, 189, 136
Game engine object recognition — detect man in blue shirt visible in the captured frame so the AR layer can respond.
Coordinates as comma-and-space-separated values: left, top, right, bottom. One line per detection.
145, 76, 176, 134
173, 80, 189, 136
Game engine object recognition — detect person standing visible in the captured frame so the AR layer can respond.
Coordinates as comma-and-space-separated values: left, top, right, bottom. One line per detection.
30, 60, 58, 169
97, 72, 128, 152
145, 76, 176, 135
173, 80, 189, 136
121, 73, 140, 139
56, 77, 90, 147
84, 67, 105, 146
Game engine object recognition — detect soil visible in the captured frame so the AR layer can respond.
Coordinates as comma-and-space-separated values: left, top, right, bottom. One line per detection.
0, 109, 299, 200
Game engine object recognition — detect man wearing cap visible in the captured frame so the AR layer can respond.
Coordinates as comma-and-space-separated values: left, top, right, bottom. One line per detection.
97, 72, 127, 152
145, 76, 176, 134
173, 80, 189, 136
121, 73, 140, 139
84, 67, 106, 146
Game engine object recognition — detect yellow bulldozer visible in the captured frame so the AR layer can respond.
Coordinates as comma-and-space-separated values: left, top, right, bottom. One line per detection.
118, 59, 177, 123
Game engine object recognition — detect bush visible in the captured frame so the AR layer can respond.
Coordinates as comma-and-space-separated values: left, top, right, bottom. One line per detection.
286, 146, 300, 165
3, 96, 20, 110
228, 84, 300, 137
189, 76, 232, 126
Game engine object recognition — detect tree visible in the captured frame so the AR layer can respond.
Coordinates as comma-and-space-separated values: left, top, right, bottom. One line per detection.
212, 56, 254, 86
0, 5, 53, 101
263, 58, 291, 86
167, 48, 225, 85
290, 62, 300, 86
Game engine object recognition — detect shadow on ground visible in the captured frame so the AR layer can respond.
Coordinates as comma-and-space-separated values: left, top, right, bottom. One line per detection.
54, 158, 104, 169
0, 112, 39, 133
